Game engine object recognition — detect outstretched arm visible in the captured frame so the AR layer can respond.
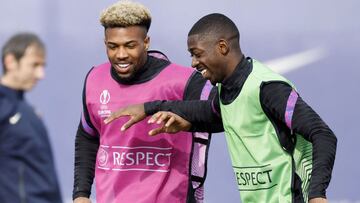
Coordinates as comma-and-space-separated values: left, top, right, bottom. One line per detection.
145, 97, 223, 132
105, 73, 222, 132
104, 98, 223, 133
147, 111, 192, 136
104, 103, 146, 131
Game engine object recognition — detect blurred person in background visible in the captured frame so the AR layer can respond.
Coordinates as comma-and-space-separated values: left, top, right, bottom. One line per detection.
0, 33, 62, 203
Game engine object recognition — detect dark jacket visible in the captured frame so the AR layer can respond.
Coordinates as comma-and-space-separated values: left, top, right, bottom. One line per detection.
0, 84, 62, 203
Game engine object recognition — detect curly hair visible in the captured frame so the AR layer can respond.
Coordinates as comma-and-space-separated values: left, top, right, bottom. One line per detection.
100, 0, 151, 31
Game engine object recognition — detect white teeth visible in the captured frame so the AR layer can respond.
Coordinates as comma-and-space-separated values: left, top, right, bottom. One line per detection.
117, 64, 129, 68
201, 69, 207, 76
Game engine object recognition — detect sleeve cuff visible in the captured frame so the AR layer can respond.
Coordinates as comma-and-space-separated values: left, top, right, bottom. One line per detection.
308, 190, 326, 200
144, 100, 164, 115
73, 191, 91, 200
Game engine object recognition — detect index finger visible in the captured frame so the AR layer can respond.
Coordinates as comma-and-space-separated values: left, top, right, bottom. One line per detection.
104, 109, 126, 124
148, 112, 163, 124
121, 117, 140, 131
149, 126, 166, 136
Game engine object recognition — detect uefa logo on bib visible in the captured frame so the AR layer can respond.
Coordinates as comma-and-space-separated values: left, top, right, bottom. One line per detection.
98, 147, 109, 167
100, 89, 111, 105
98, 90, 112, 118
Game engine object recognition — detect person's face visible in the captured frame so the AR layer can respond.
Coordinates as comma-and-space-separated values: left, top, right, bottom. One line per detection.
187, 34, 227, 85
105, 26, 149, 81
6, 45, 46, 91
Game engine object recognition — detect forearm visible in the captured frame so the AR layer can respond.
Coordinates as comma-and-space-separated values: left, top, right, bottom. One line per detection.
189, 121, 223, 133
73, 125, 99, 200
308, 130, 337, 199
292, 99, 337, 199
145, 99, 223, 132
145, 99, 219, 122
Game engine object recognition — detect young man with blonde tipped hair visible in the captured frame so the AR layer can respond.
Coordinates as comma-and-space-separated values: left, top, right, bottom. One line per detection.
73, 1, 219, 203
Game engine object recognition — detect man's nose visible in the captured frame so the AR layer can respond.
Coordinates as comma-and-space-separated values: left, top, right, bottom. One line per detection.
191, 57, 199, 68
116, 47, 128, 59
35, 66, 45, 80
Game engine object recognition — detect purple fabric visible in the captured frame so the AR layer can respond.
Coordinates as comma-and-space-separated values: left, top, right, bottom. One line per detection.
148, 51, 169, 61
211, 98, 221, 118
191, 141, 206, 186
192, 80, 212, 202
195, 186, 204, 203
81, 112, 96, 136
285, 89, 299, 132
200, 80, 212, 100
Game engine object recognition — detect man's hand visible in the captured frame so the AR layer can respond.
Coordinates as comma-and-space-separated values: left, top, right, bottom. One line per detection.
147, 111, 191, 136
309, 197, 327, 203
73, 197, 91, 203
104, 104, 146, 131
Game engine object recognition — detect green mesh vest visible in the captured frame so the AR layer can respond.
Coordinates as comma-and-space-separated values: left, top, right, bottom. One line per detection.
219, 59, 312, 203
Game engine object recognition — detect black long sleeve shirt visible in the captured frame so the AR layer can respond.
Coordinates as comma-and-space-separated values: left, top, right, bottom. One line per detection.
144, 57, 337, 200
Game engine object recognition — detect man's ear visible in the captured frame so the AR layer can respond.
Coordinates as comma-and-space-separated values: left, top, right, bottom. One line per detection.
3, 54, 17, 72
218, 39, 229, 55
144, 36, 150, 50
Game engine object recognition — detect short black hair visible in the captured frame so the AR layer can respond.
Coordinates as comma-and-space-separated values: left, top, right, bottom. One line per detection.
188, 13, 239, 41
1, 33, 45, 73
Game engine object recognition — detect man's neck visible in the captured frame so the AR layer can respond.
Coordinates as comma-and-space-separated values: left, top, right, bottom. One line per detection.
0, 76, 20, 90
222, 53, 244, 82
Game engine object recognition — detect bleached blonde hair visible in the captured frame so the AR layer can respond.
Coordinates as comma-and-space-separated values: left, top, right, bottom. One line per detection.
100, 0, 151, 31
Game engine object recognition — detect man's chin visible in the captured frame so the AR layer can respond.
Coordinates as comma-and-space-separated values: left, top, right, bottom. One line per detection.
22, 86, 35, 91
210, 80, 217, 86
208, 77, 219, 86
22, 82, 38, 91
116, 73, 135, 82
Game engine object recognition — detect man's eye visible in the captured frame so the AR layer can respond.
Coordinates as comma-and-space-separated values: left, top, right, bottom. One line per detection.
126, 44, 137, 49
190, 53, 200, 58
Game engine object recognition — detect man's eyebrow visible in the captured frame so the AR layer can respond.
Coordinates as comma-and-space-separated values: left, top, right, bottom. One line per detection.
124, 40, 138, 45
106, 41, 117, 45
188, 47, 196, 52
106, 40, 138, 45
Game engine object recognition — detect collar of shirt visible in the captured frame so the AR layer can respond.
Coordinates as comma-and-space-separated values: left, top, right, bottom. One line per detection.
110, 55, 170, 85
0, 84, 24, 101
220, 56, 252, 105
